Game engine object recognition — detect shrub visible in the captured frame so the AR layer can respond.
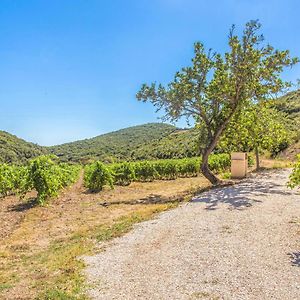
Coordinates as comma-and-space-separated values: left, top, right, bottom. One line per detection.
84, 161, 114, 192
133, 161, 157, 182
153, 160, 178, 180
0, 164, 15, 197
24, 155, 80, 204
177, 158, 200, 177
111, 162, 135, 186
288, 154, 300, 189
208, 153, 231, 173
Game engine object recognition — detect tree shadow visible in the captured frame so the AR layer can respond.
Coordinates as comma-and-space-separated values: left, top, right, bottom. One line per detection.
8, 198, 39, 212
192, 173, 292, 210
288, 252, 300, 267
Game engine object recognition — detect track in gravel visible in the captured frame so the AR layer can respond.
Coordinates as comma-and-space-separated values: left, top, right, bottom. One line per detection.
84, 169, 300, 300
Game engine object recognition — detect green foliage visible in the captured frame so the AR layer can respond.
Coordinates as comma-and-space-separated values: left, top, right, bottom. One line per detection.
50, 123, 177, 163
84, 161, 114, 192
132, 129, 200, 160
275, 88, 300, 148
0, 130, 46, 164
0, 164, 15, 196
83, 154, 231, 188
153, 160, 178, 180
176, 158, 200, 177
0, 156, 80, 204
288, 155, 300, 189
137, 20, 298, 184
110, 162, 136, 186
248, 154, 255, 167
220, 103, 291, 156
0, 164, 29, 197
133, 161, 158, 182
208, 154, 231, 173
25, 156, 80, 204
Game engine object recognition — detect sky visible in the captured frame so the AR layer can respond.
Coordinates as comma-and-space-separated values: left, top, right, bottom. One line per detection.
0, 0, 300, 146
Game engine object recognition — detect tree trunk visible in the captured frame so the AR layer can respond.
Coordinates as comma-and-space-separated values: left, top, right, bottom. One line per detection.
201, 148, 221, 185
255, 146, 260, 170
199, 106, 239, 185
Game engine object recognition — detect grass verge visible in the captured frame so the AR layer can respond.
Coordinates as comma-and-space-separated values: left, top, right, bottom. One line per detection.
1, 203, 178, 300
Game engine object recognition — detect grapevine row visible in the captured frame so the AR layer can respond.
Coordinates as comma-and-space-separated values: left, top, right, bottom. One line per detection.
84, 154, 231, 191
0, 155, 80, 204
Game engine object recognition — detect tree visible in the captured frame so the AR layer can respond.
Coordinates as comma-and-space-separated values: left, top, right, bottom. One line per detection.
136, 20, 298, 185
219, 103, 291, 169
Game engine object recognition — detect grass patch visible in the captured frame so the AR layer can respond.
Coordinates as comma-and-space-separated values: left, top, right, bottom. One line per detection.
0, 284, 12, 292
0, 202, 178, 300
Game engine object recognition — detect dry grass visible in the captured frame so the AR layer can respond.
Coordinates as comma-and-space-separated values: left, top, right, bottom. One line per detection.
1, 158, 292, 299
0, 175, 210, 299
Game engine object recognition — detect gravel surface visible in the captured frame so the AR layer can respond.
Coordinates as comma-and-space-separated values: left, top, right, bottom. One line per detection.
84, 169, 300, 300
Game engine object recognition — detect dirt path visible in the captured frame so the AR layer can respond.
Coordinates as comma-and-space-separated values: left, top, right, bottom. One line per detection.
85, 169, 300, 300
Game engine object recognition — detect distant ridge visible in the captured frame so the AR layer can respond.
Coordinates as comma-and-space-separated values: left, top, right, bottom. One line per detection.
1, 88, 300, 164
48, 123, 179, 163
0, 130, 46, 164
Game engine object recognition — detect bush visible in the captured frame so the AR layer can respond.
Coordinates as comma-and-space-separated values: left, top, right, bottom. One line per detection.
133, 161, 157, 182
0, 164, 15, 197
177, 158, 200, 177
208, 153, 231, 173
111, 162, 136, 186
153, 160, 178, 180
84, 161, 114, 192
24, 155, 80, 204
288, 154, 300, 189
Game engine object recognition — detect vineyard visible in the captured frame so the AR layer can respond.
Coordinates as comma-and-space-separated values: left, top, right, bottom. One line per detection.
0, 155, 80, 204
83, 154, 231, 191
0, 154, 233, 203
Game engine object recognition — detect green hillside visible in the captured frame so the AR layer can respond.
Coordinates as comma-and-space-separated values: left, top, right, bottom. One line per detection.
275, 89, 300, 135
1, 89, 299, 164
49, 123, 178, 163
275, 89, 300, 159
0, 131, 46, 164
132, 129, 199, 160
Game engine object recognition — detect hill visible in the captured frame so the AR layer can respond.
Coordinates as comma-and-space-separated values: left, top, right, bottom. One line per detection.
275, 89, 300, 160
131, 129, 199, 160
1, 88, 299, 164
49, 123, 179, 163
275, 89, 300, 133
0, 131, 46, 164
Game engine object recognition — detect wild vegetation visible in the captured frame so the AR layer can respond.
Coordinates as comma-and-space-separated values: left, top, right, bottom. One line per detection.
49, 123, 177, 163
0, 130, 46, 164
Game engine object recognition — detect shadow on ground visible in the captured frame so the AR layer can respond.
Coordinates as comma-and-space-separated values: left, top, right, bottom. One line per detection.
288, 252, 300, 267
8, 198, 39, 212
192, 170, 292, 210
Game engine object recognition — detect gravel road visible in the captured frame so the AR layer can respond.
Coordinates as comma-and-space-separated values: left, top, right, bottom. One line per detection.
85, 169, 300, 300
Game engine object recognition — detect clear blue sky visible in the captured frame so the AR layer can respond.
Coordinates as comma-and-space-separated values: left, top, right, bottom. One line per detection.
1, 0, 299, 146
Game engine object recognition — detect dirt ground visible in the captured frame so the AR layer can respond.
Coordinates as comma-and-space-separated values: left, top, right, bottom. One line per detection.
85, 169, 300, 300
0, 158, 294, 299
0, 174, 210, 299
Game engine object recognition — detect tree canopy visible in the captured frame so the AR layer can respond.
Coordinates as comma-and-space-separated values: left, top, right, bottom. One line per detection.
137, 20, 298, 184
219, 102, 291, 169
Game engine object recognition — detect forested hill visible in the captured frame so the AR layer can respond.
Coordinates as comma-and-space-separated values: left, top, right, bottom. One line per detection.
275, 89, 300, 159
48, 123, 179, 163
275, 89, 300, 131
1, 89, 299, 164
0, 131, 46, 164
